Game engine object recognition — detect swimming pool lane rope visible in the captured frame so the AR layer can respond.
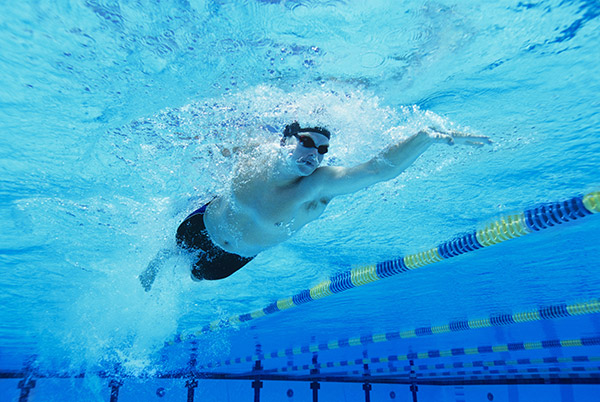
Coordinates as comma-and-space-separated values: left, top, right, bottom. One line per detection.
272, 354, 600, 378
198, 297, 600, 370
270, 359, 600, 383
264, 349, 600, 381
206, 333, 600, 380
168, 191, 600, 345
264, 335, 600, 376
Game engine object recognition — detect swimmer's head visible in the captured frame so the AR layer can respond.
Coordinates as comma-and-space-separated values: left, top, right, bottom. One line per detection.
281, 122, 331, 143
281, 122, 330, 176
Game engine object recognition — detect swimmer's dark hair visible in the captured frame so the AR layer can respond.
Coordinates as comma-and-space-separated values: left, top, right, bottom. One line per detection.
281, 122, 331, 146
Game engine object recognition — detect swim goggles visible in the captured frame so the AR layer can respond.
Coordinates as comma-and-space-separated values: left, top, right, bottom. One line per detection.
297, 135, 329, 154
281, 122, 331, 154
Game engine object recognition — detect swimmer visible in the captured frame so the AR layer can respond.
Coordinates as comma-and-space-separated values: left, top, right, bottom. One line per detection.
139, 122, 491, 290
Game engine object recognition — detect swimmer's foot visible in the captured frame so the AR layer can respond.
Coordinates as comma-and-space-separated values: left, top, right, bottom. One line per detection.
139, 264, 158, 292
139, 249, 172, 292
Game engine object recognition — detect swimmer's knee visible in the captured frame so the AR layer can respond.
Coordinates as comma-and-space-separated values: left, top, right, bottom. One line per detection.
190, 267, 204, 282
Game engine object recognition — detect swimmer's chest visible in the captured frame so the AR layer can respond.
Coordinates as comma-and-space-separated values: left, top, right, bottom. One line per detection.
236, 178, 329, 226
265, 197, 329, 233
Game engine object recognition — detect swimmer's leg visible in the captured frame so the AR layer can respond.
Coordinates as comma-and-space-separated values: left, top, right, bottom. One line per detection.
191, 253, 253, 281
139, 248, 173, 292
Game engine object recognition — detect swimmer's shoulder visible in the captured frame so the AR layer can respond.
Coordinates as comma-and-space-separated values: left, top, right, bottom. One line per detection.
311, 165, 345, 181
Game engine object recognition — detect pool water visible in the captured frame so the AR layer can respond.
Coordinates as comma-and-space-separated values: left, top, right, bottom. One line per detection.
1, 1, 599, 401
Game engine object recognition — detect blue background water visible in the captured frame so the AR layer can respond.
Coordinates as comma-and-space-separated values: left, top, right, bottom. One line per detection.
1, 0, 599, 401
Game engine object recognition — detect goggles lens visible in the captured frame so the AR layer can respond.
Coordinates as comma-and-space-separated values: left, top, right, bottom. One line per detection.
298, 135, 329, 154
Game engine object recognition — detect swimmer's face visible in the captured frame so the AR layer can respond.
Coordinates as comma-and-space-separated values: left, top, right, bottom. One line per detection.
291, 132, 329, 176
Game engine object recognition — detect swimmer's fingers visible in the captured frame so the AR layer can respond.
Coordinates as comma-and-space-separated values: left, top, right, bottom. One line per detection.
464, 140, 486, 148
431, 133, 454, 145
449, 136, 488, 148
423, 127, 491, 147
454, 137, 492, 148
423, 128, 454, 144
449, 132, 492, 147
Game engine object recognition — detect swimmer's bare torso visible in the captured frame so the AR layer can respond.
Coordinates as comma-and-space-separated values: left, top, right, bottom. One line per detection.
203, 127, 492, 258
204, 162, 332, 257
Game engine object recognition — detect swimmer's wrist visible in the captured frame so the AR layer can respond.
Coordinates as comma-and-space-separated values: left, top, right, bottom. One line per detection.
417, 128, 453, 145
416, 130, 436, 144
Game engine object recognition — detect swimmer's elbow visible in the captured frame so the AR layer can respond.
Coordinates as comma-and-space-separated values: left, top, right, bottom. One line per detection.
321, 161, 396, 197
363, 157, 401, 182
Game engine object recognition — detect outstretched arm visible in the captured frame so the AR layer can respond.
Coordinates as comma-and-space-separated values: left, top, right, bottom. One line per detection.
316, 127, 491, 198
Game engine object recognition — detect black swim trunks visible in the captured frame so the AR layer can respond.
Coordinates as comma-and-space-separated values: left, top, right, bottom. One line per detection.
176, 203, 254, 280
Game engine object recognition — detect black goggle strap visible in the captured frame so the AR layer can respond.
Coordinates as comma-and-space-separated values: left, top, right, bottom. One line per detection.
283, 122, 301, 138
283, 122, 331, 139
281, 122, 300, 146
281, 123, 330, 153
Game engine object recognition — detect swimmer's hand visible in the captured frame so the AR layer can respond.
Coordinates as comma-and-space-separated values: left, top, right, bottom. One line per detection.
419, 127, 492, 148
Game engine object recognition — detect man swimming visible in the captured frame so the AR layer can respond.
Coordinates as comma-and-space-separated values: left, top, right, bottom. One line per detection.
140, 122, 490, 290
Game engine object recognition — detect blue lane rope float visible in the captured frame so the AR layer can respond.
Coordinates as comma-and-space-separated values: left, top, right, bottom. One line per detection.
415, 355, 600, 374
400, 366, 600, 381
196, 298, 600, 369
272, 355, 600, 376
273, 361, 600, 381
167, 191, 600, 345
289, 363, 600, 382
264, 336, 600, 373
